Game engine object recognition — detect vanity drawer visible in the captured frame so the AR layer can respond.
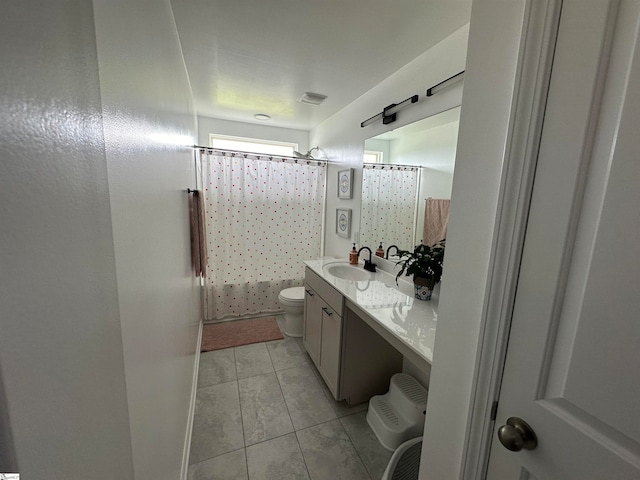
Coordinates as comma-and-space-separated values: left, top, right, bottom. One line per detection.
304, 267, 344, 314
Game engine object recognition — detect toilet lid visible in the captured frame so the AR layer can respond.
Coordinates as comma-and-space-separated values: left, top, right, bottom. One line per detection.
280, 287, 305, 302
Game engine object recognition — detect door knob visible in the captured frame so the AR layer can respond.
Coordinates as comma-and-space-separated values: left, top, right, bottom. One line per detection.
497, 417, 538, 451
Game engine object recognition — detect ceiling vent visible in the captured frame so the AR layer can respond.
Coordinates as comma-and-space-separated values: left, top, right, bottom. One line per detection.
298, 92, 328, 105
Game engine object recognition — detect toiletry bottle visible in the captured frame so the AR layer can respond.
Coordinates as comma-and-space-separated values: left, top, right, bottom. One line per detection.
376, 242, 385, 258
349, 243, 358, 264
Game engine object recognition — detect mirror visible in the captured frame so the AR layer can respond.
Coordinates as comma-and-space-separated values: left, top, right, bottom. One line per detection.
360, 107, 460, 257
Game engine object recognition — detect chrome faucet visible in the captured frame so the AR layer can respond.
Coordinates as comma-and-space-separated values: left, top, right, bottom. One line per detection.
357, 246, 377, 272
386, 245, 400, 260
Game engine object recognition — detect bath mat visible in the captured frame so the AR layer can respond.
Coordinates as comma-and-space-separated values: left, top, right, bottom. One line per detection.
201, 317, 283, 352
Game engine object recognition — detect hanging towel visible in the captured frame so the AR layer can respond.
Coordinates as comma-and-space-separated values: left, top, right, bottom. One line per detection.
189, 190, 208, 277
423, 198, 450, 246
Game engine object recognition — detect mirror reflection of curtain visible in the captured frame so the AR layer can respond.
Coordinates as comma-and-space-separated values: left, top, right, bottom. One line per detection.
200, 150, 326, 320
360, 165, 418, 250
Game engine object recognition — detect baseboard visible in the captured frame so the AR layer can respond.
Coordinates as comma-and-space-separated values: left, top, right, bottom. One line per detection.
203, 310, 284, 324
180, 319, 203, 480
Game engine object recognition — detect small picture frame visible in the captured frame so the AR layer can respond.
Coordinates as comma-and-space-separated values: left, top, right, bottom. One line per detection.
338, 168, 354, 199
336, 208, 352, 238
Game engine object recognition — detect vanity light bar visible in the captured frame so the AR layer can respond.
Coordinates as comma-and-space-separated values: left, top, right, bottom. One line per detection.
426, 71, 465, 97
360, 70, 465, 128
360, 94, 419, 128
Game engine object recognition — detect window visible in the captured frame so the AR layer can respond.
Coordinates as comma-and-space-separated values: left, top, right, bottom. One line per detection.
364, 150, 384, 164
209, 134, 298, 156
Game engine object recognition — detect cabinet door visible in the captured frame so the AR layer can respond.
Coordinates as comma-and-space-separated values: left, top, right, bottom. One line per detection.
303, 286, 321, 365
319, 305, 342, 399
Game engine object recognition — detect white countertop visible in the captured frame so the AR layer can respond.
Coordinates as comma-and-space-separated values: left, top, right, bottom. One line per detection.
304, 258, 438, 365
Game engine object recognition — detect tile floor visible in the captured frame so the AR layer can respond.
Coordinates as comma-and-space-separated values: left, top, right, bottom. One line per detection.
188, 315, 392, 480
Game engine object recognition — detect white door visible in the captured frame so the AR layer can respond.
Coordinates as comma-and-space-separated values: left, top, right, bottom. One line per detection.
487, 0, 640, 478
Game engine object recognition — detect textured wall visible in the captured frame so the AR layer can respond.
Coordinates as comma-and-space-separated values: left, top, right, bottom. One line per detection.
0, 1, 133, 477
92, 1, 200, 478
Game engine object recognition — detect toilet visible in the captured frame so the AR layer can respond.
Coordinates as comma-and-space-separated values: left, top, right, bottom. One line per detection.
278, 287, 305, 337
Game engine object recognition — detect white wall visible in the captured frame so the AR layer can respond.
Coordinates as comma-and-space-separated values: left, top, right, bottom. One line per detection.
420, 168, 455, 200
198, 115, 309, 151
311, 25, 468, 259
420, 0, 529, 477
92, 1, 200, 479
390, 121, 458, 244
0, 1, 133, 477
364, 138, 391, 162
390, 120, 459, 175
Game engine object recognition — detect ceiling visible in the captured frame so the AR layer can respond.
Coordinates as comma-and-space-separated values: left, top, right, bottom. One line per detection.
171, 0, 471, 132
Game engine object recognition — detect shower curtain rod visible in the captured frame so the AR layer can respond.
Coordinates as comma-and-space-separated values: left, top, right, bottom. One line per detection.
193, 145, 328, 164
363, 162, 421, 170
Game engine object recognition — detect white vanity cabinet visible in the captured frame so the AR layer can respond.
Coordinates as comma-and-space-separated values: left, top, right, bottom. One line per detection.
318, 301, 342, 396
303, 267, 344, 398
302, 286, 322, 365
303, 266, 403, 404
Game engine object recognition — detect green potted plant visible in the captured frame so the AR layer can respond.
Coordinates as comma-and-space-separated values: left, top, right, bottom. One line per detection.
395, 239, 446, 300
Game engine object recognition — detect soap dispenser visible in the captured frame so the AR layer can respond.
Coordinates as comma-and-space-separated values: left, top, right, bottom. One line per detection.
349, 243, 358, 264
376, 242, 385, 258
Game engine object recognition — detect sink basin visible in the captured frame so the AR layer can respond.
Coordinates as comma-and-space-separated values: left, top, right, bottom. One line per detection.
324, 263, 374, 281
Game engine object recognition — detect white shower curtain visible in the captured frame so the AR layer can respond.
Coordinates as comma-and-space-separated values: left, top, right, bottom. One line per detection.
360, 165, 419, 250
200, 150, 326, 320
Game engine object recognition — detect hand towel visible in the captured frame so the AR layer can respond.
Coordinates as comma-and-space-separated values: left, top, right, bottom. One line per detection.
189, 190, 208, 277
423, 198, 450, 246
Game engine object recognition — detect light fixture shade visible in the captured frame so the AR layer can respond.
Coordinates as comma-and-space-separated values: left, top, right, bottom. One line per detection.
298, 92, 327, 105
426, 71, 465, 97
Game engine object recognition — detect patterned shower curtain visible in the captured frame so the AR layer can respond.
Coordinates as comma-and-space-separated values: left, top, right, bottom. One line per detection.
360, 165, 419, 251
200, 150, 326, 320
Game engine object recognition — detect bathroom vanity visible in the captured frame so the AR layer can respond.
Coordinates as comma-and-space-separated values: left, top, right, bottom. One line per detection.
303, 258, 438, 405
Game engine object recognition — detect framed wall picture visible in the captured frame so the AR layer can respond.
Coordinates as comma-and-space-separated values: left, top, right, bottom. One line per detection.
338, 168, 354, 199
336, 208, 352, 238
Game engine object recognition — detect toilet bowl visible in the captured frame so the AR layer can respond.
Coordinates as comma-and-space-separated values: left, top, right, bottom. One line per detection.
278, 287, 305, 337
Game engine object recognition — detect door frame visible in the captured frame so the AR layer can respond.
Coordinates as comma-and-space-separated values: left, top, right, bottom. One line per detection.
460, 0, 565, 477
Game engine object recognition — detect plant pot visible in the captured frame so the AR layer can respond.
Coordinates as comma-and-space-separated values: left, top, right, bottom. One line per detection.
413, 277, 434, 301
